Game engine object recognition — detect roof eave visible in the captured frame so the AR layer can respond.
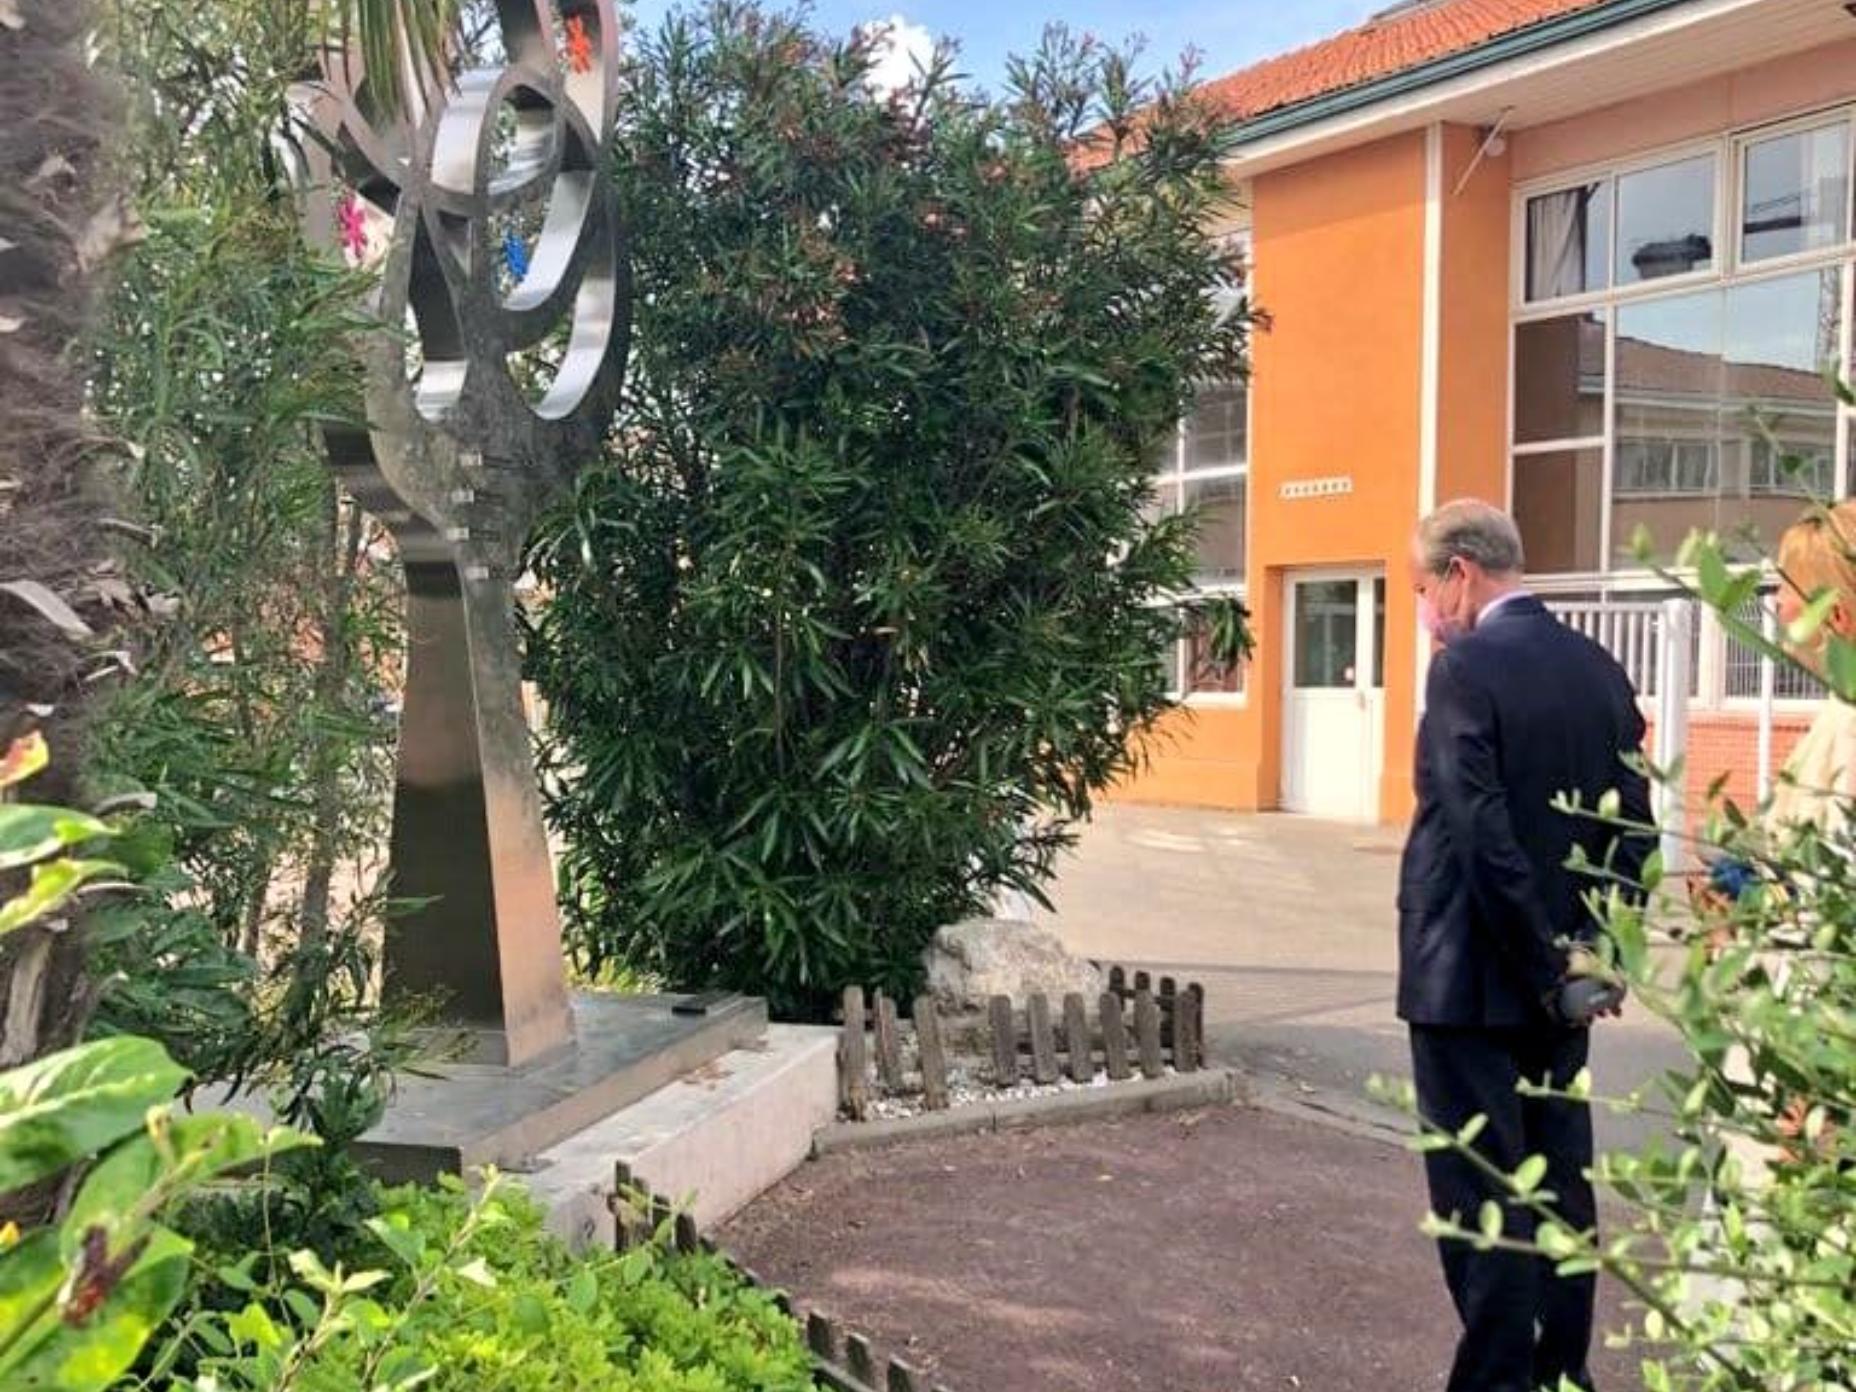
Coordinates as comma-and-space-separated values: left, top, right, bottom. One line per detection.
1224, 0, 1699, 150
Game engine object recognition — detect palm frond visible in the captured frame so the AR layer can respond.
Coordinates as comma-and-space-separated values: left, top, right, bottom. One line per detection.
333, 0, 458, 116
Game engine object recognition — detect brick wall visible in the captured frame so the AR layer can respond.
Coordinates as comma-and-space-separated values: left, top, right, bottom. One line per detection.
1646, 708, 1814, 828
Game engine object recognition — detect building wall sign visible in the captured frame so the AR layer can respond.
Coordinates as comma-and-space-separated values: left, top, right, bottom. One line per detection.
1279, 475, 1354, 500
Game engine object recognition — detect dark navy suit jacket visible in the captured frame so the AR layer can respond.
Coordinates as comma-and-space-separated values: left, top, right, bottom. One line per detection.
1397, 595, 1654, 1028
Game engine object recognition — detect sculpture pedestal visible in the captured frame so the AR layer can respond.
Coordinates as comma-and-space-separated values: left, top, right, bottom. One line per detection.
354, 991, 767, 1183
379, 557, 577, 1068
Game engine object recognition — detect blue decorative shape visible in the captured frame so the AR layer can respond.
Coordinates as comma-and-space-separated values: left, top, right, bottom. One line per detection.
1708, 857, 1758, 901
502, 229, 531, 281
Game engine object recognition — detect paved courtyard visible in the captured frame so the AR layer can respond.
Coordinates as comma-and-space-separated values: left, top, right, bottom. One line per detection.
1031, 804, 1691, 1151
724, 1105, 1643, 1392
722, 806, 1684, 1391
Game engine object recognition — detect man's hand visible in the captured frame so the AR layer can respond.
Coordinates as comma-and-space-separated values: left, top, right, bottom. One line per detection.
1548, 974, 1627, 1027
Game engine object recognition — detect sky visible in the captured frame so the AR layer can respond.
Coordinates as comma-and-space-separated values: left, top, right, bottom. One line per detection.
621, 0, 1388, 95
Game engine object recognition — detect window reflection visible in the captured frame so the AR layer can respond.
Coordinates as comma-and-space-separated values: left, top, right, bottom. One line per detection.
1185, 382, 1247, 470
1616, 155, 1715, 284
1293, 581, 1359, 689
1612, 270, 1841, 564
1514, 448, 1605, 574
1184, 475, 1246, 583
1513, 311, 1607, 443
1742, 123, 1851, 264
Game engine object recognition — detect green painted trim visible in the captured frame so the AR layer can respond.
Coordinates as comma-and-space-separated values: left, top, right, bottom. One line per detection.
1230, 0, 1706, 147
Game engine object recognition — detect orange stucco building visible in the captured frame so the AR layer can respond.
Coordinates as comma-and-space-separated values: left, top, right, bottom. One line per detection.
1123, 0, 1856, 824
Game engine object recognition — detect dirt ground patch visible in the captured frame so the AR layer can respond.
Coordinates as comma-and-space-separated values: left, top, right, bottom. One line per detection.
720, 1104, 1641, 1392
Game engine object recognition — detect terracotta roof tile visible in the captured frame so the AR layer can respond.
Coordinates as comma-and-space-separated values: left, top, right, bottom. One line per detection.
1199, 0, 1613, 123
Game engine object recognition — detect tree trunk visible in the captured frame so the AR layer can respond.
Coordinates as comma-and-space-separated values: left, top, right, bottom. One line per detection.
295, 487, 366, 963
0, 0, 125, 1076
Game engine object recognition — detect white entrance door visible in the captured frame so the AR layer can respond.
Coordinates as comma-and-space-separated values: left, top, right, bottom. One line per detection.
1281, 572, 1386, 821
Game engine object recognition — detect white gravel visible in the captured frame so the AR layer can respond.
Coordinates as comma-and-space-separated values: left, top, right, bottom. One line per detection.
862, 1057, 1173, 1120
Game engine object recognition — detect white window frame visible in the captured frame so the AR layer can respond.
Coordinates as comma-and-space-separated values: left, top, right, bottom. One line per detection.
1155, 375, 1252, 707
1153, 225, 1255, 706
1512, 134, 1729, 316
1508, 103, 1856, 599
1731, 109, 1856, 277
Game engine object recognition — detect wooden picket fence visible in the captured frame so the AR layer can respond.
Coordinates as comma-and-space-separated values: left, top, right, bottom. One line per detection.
612, 1175, 952, 1392
837, 967, 1207, 1119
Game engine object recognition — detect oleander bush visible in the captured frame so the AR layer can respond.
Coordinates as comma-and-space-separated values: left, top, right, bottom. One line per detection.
529, 1, 1253, 1018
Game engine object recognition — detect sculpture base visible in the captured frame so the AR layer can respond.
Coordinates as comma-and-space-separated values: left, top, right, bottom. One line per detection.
354, 991, 768, 1183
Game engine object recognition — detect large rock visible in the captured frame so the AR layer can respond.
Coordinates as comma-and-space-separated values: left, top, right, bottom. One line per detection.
924, 918, 1103, 1016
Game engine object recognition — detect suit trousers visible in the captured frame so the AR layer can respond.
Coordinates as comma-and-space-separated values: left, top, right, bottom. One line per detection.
1409, 1024, 1598, 1392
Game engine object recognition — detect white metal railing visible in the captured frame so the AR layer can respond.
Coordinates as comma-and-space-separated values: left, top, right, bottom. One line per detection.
1547, 599, 1666, 697
1544, 590, 1810, 858
1654, 598, 1693, 873
1545, 596, 1694, 870
1543, 590, 1811, 714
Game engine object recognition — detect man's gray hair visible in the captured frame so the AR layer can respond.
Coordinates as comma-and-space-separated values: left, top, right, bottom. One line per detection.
1416, 498, 1525, 577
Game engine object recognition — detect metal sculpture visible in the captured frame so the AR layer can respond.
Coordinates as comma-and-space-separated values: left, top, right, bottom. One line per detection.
297, 0, 629, 1066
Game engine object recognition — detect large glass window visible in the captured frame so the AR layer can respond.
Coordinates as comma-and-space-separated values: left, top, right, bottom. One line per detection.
1152, 380, 1248, 698
1742, 121, 1851, 264
1616, 154, 1716, 284
1612, 271, 1842, 564
1184, 613, 1244, 695
1153, 381, 1248, 584
1612, 289, 1727, 559
1154, 613, 1248, 697
1522, 153, 1718, 301
1184, 382, 1246, 471
1183, 475, 1246, 583
1514, 115, 1856, 580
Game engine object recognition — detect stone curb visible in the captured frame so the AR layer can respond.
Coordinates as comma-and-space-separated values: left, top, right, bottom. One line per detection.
810, 1068, 1241, 1157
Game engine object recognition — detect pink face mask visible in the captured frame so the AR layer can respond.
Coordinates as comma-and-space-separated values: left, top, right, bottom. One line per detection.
1419, 593, 1462, 646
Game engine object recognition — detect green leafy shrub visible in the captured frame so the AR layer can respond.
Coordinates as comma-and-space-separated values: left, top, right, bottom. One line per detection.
2, 1036, 816, 1392
81, 0, 416, 1172
160, 1176, 819, 1392
529, 4, 1251, 1016
0, 1036, 310, 1392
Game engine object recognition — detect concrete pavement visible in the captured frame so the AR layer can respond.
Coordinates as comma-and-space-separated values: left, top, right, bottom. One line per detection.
1034, 804, 1690, 1151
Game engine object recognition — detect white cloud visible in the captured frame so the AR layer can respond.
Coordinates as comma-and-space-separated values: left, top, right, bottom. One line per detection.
859, 14, 935, 96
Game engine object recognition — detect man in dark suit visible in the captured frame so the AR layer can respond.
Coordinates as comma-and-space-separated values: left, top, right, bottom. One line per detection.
1400, 499, 1653, 1392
